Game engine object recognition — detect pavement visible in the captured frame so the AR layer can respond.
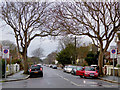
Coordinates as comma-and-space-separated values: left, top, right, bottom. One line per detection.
99, 75, 120, 84
0, 71, 30, 82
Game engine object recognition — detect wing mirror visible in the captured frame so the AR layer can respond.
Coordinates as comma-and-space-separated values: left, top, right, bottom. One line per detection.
82, 67, 85, 71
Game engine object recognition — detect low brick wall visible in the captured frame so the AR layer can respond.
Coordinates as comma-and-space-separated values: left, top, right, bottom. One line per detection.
111, 68, 120, 76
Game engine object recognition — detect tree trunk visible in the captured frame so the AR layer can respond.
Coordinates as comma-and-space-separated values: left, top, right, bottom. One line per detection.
98, 49, 104, 76
22, 49, 28, 74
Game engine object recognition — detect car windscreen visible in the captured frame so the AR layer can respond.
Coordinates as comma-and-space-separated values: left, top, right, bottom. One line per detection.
53, 65, 57, 67
68, 66, 75, 68
76, 67, 82, 70
85, 67, 95, 71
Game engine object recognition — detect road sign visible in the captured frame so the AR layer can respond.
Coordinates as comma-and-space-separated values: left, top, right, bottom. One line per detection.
2, 46, 9, 59
2, 46, 9, 79
110, 46, 117, 59
110, 46, 117, 80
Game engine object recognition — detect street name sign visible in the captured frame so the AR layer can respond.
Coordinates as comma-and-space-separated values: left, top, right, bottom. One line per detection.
110, 46, 117, 59
2, 46, 9, 59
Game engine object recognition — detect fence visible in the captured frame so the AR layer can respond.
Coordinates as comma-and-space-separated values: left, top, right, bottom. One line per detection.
6, 63, 20, 76
103, 65, 120, 76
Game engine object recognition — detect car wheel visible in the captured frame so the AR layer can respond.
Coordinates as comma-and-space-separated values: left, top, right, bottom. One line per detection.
41, 74, 43, 77
80, 75, 82, 78
74, 72, 76, 75
94, 77, 98, 79
40, 73, 43, 77
30, 75, 32, 78
83, 74, 86, 78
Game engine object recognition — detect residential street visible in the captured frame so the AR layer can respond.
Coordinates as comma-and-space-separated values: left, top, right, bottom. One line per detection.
2, 66, 119, 88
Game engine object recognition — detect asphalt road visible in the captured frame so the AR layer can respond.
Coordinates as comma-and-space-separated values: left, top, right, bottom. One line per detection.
2, 66, 119, 88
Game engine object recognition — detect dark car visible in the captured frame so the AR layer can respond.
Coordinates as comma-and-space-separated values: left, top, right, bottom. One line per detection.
52, 65, 57, 69
28, 65, 43, 77
49, 64, 53, 68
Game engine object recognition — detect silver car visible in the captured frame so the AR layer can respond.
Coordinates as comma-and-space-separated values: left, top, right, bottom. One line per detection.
63, 66, 68, 72
65, 66, 76, 73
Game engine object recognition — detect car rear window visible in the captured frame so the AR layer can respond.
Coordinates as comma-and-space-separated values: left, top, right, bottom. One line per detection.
31, 65, 41, 70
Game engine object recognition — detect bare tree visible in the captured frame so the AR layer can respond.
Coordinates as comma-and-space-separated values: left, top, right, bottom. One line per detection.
58, 36, 75, 50
1, 40, 17, 50
0, 2, 60, 73
45, 52, 57, 64
31, 47, 44, 59
53, 2, 120, 75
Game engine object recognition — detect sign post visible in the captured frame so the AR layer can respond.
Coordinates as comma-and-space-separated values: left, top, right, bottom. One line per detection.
2, 46, 9, 79
110, 46, 117, 80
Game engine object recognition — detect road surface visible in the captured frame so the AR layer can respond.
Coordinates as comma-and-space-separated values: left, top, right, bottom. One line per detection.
2, 66, 119, 88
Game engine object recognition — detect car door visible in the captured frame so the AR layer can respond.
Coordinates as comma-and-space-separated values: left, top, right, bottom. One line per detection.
76, 67, 84, 76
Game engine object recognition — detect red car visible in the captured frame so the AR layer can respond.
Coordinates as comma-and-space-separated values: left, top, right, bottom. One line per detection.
76, 66, 98, 78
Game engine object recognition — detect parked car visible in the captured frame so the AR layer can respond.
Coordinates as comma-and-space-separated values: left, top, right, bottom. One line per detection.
28, 64, 43, 77
71, 66, 82, 75
46, 64, 49, 67
65, 66, 76, 73
76, 66, 98, 78
52, 65, 57, 69
49, 64, 53, 68
63, 66, 68, 72
71, 66, 77, 75
91, 65, 97, 69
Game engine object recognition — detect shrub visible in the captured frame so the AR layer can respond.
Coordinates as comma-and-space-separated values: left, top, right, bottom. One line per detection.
116, 64, 120, 68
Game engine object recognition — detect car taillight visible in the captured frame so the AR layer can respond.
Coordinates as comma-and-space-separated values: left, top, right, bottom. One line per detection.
96, 70, 98, 73
29, 69, 31, 72
40, 68, 42, 71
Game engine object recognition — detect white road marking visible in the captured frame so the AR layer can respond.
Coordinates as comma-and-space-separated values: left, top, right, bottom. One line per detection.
90, 85, 98, 87
102, 85, 118, 88
56, 74, 117, 88
63, 78, 70, 81
56, 74, 86, 87
70, 81, 80, 86
83, 80, 86, 84
85, 81, 97, 84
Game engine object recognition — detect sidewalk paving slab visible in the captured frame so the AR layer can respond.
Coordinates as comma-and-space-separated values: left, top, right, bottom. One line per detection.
0, 71, 30, 82
99, 76, 120, 84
